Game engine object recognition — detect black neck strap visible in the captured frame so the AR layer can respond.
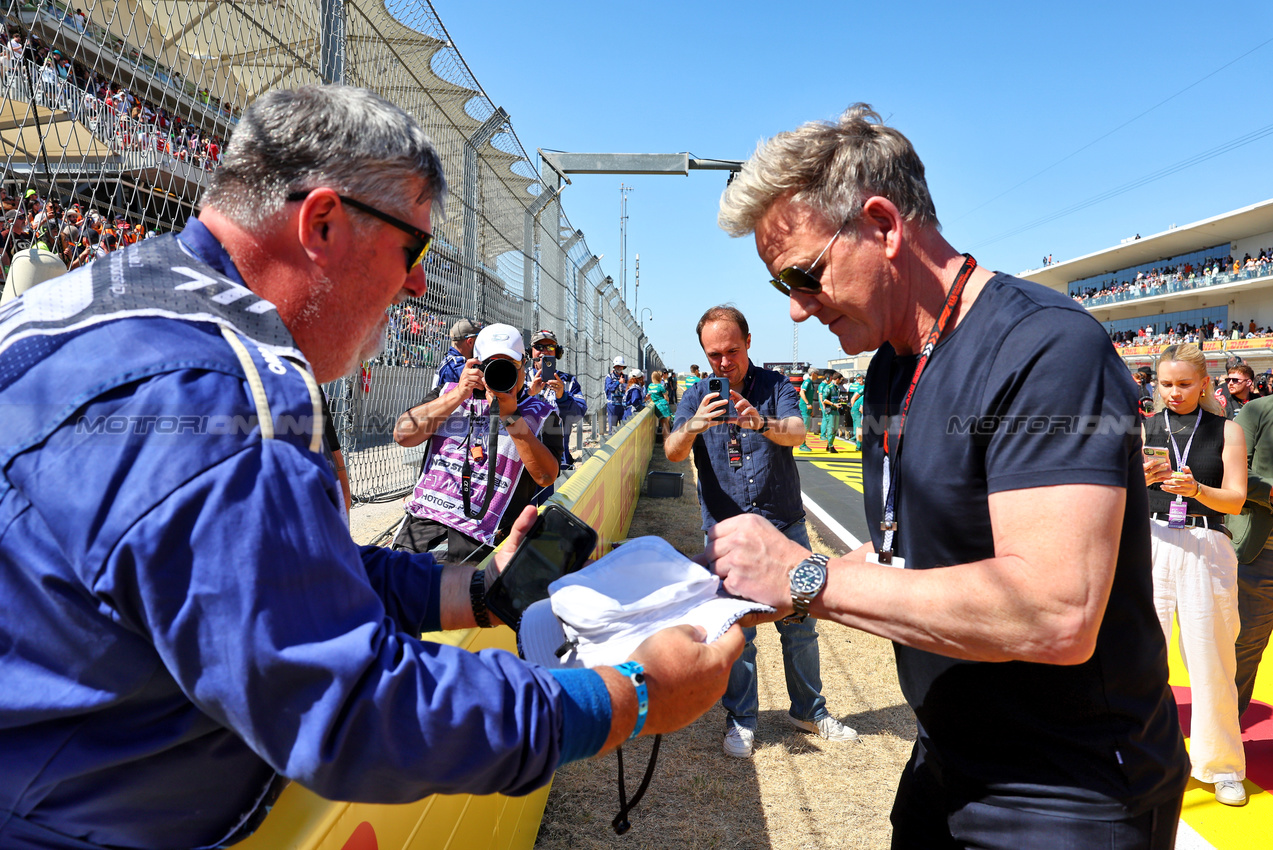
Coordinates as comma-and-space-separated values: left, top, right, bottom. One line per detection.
611, 735, 662, 835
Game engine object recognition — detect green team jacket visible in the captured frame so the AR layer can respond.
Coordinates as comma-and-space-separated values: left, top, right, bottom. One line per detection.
1231, 395, 1273, 562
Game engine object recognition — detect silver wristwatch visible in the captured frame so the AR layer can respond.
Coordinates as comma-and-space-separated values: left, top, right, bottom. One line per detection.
780, 553, 829, 624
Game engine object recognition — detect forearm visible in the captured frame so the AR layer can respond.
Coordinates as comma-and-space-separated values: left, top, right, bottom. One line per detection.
1192, 482, 1247, 515
814, 550, 1108, 665
394, 388, 464, 446
764, 415, 806, 447
664, 424, 698, 462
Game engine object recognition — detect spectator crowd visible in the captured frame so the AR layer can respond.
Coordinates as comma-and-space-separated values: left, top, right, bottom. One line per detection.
2, 20, 226, 171
1073, 249, 1273, 310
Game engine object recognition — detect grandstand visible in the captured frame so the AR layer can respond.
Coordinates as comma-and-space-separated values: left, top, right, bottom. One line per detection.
0, 0, 658, 503
1023, 198, 1273, 373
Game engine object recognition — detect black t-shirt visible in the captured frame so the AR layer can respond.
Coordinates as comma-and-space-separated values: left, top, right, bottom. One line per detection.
862, 272, 1187, 815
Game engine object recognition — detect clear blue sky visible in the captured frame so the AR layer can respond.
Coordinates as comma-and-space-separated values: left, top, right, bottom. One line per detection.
429, 0, 1273, 372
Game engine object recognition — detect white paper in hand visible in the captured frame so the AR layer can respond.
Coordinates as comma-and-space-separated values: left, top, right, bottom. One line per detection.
517, 536, 774, 669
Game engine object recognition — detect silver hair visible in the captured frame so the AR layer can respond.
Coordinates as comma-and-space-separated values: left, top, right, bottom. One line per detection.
200, 85, 447, 229
719, 103, 938, 237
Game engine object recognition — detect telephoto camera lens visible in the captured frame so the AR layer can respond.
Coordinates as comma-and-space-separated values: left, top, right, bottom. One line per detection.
482, 358, 519, 395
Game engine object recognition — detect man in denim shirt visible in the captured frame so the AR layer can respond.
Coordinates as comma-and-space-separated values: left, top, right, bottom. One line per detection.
666, 305, 856, 758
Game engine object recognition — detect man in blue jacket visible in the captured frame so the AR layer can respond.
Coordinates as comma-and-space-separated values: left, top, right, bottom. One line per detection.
527, 328, 587, 467
0, 84, 741, 850
604, 355, 628, 433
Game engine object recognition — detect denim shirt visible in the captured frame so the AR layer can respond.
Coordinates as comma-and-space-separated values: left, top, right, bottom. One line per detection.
672, 362, 804, 531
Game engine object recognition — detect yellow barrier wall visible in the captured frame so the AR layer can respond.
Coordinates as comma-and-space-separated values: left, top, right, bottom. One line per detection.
231, 409, 657, 850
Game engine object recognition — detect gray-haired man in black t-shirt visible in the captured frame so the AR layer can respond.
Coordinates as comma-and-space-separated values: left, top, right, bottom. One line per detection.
706, 105, 1189, 849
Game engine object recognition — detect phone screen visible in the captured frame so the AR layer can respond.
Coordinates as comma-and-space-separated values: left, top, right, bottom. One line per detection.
485, 505, 598, 629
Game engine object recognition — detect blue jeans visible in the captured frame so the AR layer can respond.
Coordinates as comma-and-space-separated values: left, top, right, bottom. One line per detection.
719, 520, 826, 730
1237, 545, 1273, 716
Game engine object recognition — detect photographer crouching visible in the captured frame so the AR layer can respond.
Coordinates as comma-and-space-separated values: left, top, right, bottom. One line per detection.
393, 323, 561, 563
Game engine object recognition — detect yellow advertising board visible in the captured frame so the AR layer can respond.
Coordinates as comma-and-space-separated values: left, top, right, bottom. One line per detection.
551, 408, 656, 556
231, 410, 657, 850
1121, 336, 1273, 359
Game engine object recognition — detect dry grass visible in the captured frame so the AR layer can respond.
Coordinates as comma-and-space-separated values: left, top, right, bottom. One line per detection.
536, 449, 916, 850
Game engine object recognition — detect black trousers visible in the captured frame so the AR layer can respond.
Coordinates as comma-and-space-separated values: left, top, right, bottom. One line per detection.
890, 741, 1182, 850
391, 514, 492, 565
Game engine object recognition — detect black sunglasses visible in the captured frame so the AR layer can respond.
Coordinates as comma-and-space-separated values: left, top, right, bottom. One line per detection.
286, 191, 431, 272
770, 226, 845, 297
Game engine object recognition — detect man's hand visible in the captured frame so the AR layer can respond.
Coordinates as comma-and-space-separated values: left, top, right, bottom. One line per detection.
489, 505, 540, 583
686, 391, 729, 435
704, 513, 810, 611
729, 391, 764, 431
599, 623, 745, 750
548, 376, 565, 399
456, 358, 485, 400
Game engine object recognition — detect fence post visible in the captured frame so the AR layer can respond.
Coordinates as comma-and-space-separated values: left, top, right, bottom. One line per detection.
463, 108, 509, 320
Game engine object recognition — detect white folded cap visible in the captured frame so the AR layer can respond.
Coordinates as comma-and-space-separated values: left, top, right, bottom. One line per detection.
517, 536, 773, 669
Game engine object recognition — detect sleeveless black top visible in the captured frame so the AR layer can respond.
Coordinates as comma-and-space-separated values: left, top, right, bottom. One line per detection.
1143, 407, 1227, 518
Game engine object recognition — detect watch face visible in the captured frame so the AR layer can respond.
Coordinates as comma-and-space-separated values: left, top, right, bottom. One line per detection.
791, 560, 826, 595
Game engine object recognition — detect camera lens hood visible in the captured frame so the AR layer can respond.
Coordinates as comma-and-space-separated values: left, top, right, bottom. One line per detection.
482, 358, 520, 395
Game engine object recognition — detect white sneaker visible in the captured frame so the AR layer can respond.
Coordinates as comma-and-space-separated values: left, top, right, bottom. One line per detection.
1215, 780, 1248, 806
787, 712, 859, 742
723, 725, 755, 758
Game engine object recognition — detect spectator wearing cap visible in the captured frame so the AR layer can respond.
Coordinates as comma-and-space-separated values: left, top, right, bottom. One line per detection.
604, 356, 627, 432
527, 329, 586, 468
433, 317, 480, 389
2, 209, 33, 277
392, 324, 563, 563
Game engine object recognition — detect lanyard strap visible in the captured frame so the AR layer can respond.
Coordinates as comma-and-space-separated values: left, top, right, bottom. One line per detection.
879, 254, 977, 562
460, 402, 501, 519
1163, 407, 1202, 503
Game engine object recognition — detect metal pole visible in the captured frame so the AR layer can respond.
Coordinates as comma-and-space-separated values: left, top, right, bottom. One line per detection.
319, 0, 346, 84
463, 108, 510, 320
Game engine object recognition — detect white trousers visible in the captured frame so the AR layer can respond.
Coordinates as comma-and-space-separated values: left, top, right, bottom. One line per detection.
1150, 519, 1245, 783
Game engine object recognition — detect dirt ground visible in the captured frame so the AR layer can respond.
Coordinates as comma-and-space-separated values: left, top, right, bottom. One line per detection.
534, 450, 916, 850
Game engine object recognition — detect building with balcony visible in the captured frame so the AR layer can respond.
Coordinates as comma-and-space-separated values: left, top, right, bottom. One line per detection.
1022, 199, 1273, 374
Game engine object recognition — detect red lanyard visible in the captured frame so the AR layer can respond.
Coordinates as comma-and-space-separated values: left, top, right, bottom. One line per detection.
879, 254, 977, 563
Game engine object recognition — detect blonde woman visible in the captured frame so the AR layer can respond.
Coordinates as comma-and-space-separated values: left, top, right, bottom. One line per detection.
1142, 343, 1249, 806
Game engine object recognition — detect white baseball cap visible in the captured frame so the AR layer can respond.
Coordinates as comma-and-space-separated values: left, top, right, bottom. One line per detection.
516, 536, 772, 669
474, 323, 525, 362
612, 355, 627, 368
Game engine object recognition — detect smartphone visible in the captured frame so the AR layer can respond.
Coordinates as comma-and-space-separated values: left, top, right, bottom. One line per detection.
540, 354, 556, 383
1143, 446, 1169, 461
708, 376, 734, 421
485, 504, 599, 630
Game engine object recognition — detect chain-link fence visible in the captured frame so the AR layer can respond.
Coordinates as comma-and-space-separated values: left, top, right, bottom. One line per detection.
1, 0, 659, 503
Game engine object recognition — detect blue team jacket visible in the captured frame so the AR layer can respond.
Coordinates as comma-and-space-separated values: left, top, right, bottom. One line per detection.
0, 224, 607, 850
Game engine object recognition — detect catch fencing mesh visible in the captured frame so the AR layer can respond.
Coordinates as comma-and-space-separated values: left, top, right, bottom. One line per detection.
1, 0, 657, 502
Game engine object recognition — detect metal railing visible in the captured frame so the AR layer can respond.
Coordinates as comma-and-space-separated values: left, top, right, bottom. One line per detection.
2, 0, 654, 503
1075, 265, 1273, 308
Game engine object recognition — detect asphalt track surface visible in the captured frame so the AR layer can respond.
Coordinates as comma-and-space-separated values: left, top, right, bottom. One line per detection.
793, 430, 1271, 848
794, 434, 868, 553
